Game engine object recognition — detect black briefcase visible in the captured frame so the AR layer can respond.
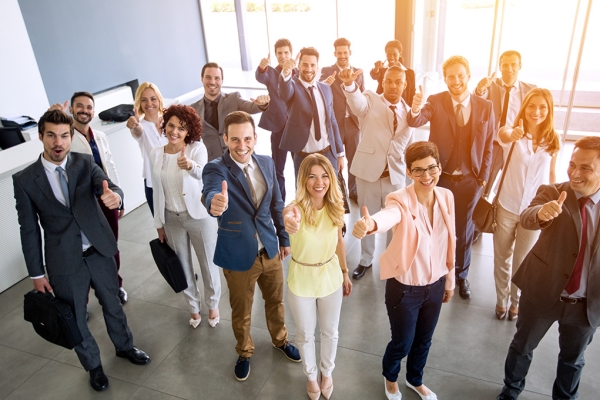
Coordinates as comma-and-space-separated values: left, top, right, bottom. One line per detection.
98, 104, 134, 122
23, 290, 83, 349
149, 239, 188, 293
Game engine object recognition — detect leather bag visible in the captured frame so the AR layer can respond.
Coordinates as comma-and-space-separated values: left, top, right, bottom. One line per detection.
149, 239, 188, 293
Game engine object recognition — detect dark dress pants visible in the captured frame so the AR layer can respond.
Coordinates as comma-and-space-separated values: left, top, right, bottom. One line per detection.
144, 179, 154, 217
98, 198, 122, 287
271, 128, 288, 201
501, 292, 596, 400
341, 116, 360, 197
382, 277, 445, 386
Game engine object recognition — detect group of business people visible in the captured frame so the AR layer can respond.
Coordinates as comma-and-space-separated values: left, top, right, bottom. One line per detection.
12, 34, 600, 400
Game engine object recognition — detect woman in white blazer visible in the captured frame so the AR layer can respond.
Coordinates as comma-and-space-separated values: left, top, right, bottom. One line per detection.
150, 104, 221, 328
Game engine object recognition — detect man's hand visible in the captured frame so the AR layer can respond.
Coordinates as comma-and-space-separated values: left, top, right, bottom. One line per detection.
337, 156, 345, 173
177, 145, 192, 170
210, 181, 228, 216
259, 53, 271, 70
279, 246, 290, 260
411, 85, 424, 113
250, 95, 270, 106
157, 228, 168, 243
352, 206, 375, 239
33, 277, 53, 293
373, 60, 384, 73
509, 119, 525, 142
323, 71, 337, 85
119, 209, 125, 218
282, 53, 300, 78
48, 100, 68, 112
126, 108, 143, 136
284, 206, 301, 234
339, 68, 363, 86
476, 71, 496, 95
100, 180, 120, 209
537, 191, 567, 222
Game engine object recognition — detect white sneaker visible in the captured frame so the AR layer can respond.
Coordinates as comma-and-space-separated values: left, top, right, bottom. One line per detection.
406, 381, 437, 400
385, 378, 402, 399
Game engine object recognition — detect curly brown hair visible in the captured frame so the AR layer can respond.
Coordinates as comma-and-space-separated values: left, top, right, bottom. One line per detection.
161, 104, 202, 144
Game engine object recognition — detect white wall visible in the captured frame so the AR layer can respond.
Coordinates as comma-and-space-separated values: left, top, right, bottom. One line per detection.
0, 0, 49, 121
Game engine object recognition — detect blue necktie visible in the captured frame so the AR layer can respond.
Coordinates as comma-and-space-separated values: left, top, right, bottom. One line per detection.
56, 166, 91, 247
308, 86, 322, 141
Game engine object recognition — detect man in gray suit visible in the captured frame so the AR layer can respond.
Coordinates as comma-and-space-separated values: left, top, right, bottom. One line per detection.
191, 62, 270, 161
497, 136, 600, 400
13, 110, 150, 392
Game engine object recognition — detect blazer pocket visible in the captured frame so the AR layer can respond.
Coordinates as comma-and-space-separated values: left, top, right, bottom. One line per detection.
218, 224, 241, 238
356, 145, 375, 154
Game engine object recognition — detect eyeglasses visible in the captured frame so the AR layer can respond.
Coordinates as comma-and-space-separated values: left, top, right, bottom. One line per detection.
410, 165, 440, 177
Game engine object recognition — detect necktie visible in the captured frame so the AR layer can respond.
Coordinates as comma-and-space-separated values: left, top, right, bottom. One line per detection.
389, 105, 398, 134
209, 101, 219, 129
243, 165, 258, 208
56, 166, 91, 247
499, 85, 513, 127
308, 86, 322, 141
565, 197, 590, 294
455, 104, 465, 127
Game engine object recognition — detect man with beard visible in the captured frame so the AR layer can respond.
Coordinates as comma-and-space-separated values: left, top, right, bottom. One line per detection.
191, 62, 270, 161
50, 92, 127, 304
320, 37, 364, 203
408, 56, 494, 299
278, 47, 344, 176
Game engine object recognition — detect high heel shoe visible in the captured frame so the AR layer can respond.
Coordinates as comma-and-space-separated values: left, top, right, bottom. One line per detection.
189, 317, 201, 328
508, 307, 518, 321
208, 316, 220, 327
321, 376, 333, 399
495, 306, 507, 320
307, 380, 321, 400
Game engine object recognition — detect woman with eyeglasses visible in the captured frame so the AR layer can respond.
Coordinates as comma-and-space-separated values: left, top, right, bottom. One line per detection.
353, 141, 455, 400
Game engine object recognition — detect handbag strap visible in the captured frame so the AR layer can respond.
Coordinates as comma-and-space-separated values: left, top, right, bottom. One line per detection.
491, 141, 517, 204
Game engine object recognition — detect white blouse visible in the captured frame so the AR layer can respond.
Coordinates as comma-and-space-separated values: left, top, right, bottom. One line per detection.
161, 153, 187, 213
133, 118, 168, 187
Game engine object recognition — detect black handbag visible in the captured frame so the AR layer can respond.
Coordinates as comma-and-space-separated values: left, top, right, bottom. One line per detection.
149, 239, 188, 293
23, 290, 83, 349
473, 142, 516, 233
98, 104, 134, 122
337, 171, 350, 214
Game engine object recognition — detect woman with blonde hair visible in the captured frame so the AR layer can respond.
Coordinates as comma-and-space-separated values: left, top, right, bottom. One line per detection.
283, 154, 352, 400
493, 87, 560, 321
127, 82, 168, 216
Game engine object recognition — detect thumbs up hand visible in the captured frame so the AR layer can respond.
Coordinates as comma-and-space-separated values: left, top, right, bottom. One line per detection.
411, 85, 424, 113
259, 54, 271, 70
283, 205, 302, 234
177, 145, 192, 170
282, 53, 300, 78
48, 100, 69, 112
352, 206, 375, 239
127, 108, 143, 136
537, 191, 568, 222
323, 71, 337, 85
509, 119, 526, 142
476, 71, 496, 95
100, 180, 121, 209
210, 180, 229, 216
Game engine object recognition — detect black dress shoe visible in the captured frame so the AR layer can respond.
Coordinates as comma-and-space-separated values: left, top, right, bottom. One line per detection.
116, 346, 151, 365
457, 279, 471, 299
342, 223, 347, 237
89, 365, 109, 391
352, 264, 371, 280
496, 394, 516, 400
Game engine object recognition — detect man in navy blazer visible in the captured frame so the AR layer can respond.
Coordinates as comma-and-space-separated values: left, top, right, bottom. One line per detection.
202, 111, 300, 382
278, 47, 344, 176
255, 38, 296, 201
408, 56, 494, 299
320, 37, 364, 201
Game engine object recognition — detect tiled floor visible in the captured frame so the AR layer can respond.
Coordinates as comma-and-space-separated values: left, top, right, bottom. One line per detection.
1, 103, 598, 399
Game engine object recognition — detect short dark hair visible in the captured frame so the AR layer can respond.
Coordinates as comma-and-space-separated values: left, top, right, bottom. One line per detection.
405, 141, 440, 171
223, 111, 255, 137
384, 66, 407, 78
274, 38, 292, 53
161, 104, 203, 144
499, 50, 522, 65
384, 40, 403, 54
299, 47, 319, 63
38, 109, 74, 137
70, 91, 94, 108
333, 38, 351, 49
574, 136, 600, 160
202, 62, 224, 80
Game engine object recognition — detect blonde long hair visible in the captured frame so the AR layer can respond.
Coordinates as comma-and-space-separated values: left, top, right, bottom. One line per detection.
513, 88, 560, 155
133, 82, 165, 117
293, 154, 345, 228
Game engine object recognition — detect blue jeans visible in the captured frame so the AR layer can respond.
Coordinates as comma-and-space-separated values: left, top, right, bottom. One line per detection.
382, 276, 445, 386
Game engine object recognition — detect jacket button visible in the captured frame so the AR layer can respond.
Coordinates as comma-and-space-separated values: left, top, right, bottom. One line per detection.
74, 213, 78, 217
573, 253, 578, 258
254, 234, 257, 238
565, 274, 570, 279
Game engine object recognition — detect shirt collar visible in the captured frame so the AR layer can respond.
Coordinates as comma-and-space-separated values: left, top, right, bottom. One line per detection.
41, 152, 68, 174
451, 94, 471, 108
204, 94, 221, 105
75, 126, 94, 141
232, 154, 256, 172
335, 63, 351, 71
299, 78, 316, 88
501, 78, 520, 89
574, 188, 600, 205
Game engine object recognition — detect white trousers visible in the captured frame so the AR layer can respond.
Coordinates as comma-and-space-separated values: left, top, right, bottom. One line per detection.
287, 286, 343, 381
164, 209, 221, 314
493, 204, 540, 309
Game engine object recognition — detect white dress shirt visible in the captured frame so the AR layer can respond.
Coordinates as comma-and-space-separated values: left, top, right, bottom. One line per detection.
161, 153, 187, 213
134, 118, 168, 187
502, 79, 523, 128
232, 157, 267, 251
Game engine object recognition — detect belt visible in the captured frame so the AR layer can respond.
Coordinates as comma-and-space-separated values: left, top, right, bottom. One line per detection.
297, 145, 331, 158
442, 172, 472, 182
380, 170, 390, 179
82, 246, 96, 258
257, 247, 268, 258
560, 296, 586, 304
291, 254, 335, 267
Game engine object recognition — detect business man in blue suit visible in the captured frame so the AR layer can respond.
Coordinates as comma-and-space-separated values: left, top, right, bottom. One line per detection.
278, 47, 344, 176
408, 56, 494, 299
255, 38, 296, 201
202, 111, 300, 382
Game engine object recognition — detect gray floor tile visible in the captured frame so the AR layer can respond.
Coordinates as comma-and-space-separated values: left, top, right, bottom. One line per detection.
0, 345, 50, 399
129, 386, 185, 400
0, 279, 31, 321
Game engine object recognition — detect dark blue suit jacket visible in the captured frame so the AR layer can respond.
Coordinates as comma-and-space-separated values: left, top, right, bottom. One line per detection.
320, 64, 364, 131
255, 65, 297, 133
202, 151, 289, 272
278, 75, 343, 154
407, 92, 495, 182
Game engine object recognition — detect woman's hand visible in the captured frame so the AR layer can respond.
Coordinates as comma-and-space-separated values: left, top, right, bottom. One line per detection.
283, 205, 301, 234
442, 289, 454, 303
177, 145, 192, 170
127, 108, 143, 137
509, 119, 525, 142
352, 206, 375, 239
342, 273, 353, 297
157, 228, 167, 243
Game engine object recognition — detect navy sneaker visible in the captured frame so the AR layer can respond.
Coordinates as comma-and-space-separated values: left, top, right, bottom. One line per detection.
234, 356, 250, 381
274, 342, 301, 362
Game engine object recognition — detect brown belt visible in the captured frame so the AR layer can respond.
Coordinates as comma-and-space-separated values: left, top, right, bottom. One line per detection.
380, 170, 390, 179
442, 172, 472, 182
292, 254, 335, 267
297, 146, 330, 158
560, 296, 585, 304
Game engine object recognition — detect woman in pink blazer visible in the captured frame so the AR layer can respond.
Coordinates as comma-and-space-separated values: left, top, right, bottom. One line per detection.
353, 141, 456, 400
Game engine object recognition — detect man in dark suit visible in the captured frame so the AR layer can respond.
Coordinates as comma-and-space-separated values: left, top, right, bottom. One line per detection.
369, 40, 417, 107
497, 136, 600, 400
320, 37, 364, 202
202, 111, 300, 382
278, 47, 344, 176
408, 55, 494, 299
191, 62, 270, 161
13, 110, 150, 392
255, 38, 296, 201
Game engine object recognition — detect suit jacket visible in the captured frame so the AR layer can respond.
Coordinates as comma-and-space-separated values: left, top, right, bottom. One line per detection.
407, 92, 495, 182
150, 141, 210, 229
13, 152, 122, 277
319, 64, 364, 133
515, 182, 600, 328
190, 92, 266, 161
202, 151, 289, 272
255, 65, 297, 133
371, 184, 456, 288
345, 87, 414, 185
478, 78, 536, 134
70, 128, 120, 186
278, 75, 343, 154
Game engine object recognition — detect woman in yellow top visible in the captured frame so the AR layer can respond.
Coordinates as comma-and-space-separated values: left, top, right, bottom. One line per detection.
283, 154, 352, 400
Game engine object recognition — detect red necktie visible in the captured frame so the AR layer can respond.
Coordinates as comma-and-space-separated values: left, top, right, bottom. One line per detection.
565, 197, 590, 294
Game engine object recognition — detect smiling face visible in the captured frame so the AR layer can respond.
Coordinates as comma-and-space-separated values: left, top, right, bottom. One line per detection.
165, 116, 188, 146
305, 164, 330, 202
444, 63, 470, 100
140, 88, 160, 117
275, 45, 292, 68
334, 45, 351, 68
568, 148, 600, 197
407, 156, 440, 194
500, 54, 521, 86
386, 47, 401, 66
202, 67, 223, 100
40, 123, 72, 164
299, 54, 318, 83
70, 96, 94, 126
524, 94, 549, 129
224, 121, 256, 164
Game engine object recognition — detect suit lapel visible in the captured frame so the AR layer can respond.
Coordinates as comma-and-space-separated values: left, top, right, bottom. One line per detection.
564, 185, 583, 246
65, 153, 79, 207
33, 156, 70, 210
217, 93, 227, 131
253, 155, 270, 209
442, 92, 457, 136
224, 151, 255, 208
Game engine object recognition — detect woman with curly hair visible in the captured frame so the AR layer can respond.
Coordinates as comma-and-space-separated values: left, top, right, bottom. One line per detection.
150, 104, 221, 328
282, 154, 352, 400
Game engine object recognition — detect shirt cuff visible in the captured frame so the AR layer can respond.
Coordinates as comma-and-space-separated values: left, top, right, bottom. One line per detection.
410, 109, 420, 117
281, 72, 292, 82
30, 275, 45, 280
337, 152, 345, 158
342, 82, 358, 93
